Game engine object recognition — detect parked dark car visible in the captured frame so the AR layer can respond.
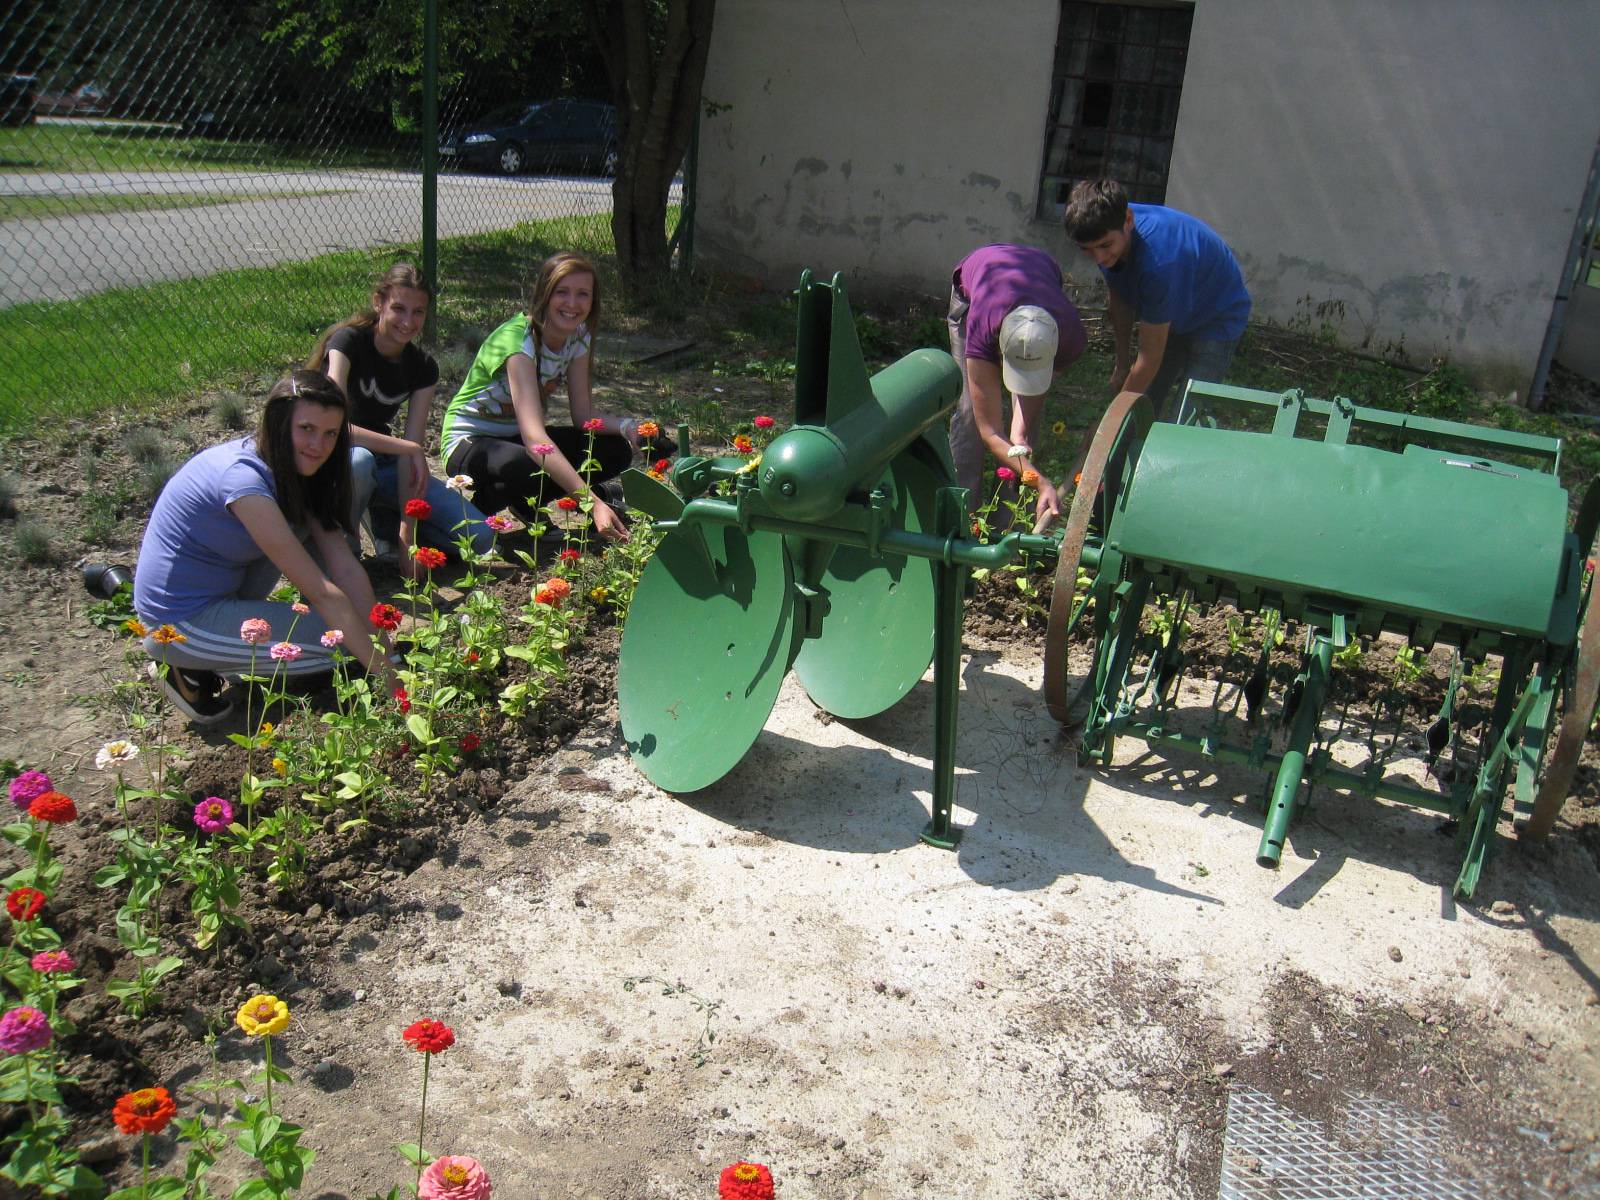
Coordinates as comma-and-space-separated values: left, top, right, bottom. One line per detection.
0, 74, 36, 126
439, 99, 617, 177
34, 82, 112, 117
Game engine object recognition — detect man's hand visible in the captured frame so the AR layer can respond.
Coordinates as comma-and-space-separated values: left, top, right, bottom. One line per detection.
1108, 363, 1130, 395
1032, 477, 1062, 533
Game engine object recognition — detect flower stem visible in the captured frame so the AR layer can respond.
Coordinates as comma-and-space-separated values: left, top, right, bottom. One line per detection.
416, 1051, 431, 1193
140, 1130, 151, 1199
263, 1033, 274, 1117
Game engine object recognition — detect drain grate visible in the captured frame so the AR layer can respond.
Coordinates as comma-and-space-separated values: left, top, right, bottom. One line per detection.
1219, 1085, 1550, 1199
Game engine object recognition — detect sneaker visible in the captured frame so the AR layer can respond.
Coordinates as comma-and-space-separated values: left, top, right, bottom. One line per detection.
147, 662, 235, 728
370, 537, 398, 567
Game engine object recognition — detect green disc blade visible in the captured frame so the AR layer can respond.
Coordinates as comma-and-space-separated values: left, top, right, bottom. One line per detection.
619, 524, 795, 792
794, 450, 942, 719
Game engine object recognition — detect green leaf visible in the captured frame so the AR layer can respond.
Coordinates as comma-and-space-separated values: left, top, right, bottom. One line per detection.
333, 771, 364, 792
229, 1180, 278, 1200
336, 818, 369, 834
394, 1142, 434, 1167
405, 713, 436, 745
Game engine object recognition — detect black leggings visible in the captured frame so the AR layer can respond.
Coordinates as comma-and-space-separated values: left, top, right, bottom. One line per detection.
446, 428, 634, 523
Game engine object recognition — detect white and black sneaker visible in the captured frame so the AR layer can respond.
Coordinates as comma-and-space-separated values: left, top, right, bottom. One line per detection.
147, 663, 236, 728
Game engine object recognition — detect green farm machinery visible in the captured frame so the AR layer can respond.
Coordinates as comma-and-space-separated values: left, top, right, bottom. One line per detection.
615, 271, 1600, 898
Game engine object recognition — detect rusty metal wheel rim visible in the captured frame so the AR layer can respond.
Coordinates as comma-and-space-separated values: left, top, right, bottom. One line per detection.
1043, 392, 1154, 724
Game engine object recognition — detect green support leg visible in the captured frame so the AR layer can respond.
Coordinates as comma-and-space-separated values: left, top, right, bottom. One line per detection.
922, 489, 967, 849
1257, 634, 1336, 867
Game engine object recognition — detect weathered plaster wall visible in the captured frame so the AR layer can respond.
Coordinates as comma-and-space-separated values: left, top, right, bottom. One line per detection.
695, 0, 1600, 394
1167, 0, 1600, 394
693, 1, 1082, 302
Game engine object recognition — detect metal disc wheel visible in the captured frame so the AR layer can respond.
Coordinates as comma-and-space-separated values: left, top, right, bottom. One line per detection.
498, 143, 525, 174
1043, 392, 1155, 724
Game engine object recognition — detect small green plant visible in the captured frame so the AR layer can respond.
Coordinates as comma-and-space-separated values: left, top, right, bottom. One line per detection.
0, 474, 15, 518
1393, 643, 1427, 686
212, 389, 249, 430
1333, 638, 1365, 668
623, 974, 724, 1067
13, 522, 53, 565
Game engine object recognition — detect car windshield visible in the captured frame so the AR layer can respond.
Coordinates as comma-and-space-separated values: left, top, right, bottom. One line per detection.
477, 101, 545, 128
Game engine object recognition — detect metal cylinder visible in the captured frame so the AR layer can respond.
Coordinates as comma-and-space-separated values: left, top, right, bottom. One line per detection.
759, 348, 959, 522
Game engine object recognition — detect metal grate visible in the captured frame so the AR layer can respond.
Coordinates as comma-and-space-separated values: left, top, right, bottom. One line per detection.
1220, 1085, 1553, 1200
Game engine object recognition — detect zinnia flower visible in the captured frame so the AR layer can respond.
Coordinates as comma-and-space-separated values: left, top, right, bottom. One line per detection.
320, 629, 345, 648
459, 734, 481, 753
415, 547, 447, 570
636, 420, 660, 439
29, 792, 76, 824
583, 417, 604, 432
732, 434, 754, 454
403, 1018, 456, 1054
30, 950, 74, 974
269, 641, 302, 662
291, 601, 310, 615
555, 496, 580, 512
236, 994, 290, 1038
370, 603, 402, 631
589, 586, 609, 605
486, 515, 516, 533
718, 1161, 775, 1200
123, 618, 148, 638
8, 770, 52, 810
559, 548, 580, 564
405, 499, 433, 520
446, 474, 474, 493
394, 686, 411, 715
753, 415, 775, 429
653, 458, 671, 474
112, 1086, 176, 1135
94, 740, 140, 772
1051, 420, 1067, 435
1020, 469, 1040, 488
529, 442, 556, 457
193, 797, 233, 834
534, 578, 573, 606
647, 469, 665, 482
150, 625, 186, 644
272, 757, 288, 777
0, 1007, 52, 1054
418, 1155, 491, 1200
240, 618, 273, 644
7, 887, 46, 921
996, 465, 1016, 482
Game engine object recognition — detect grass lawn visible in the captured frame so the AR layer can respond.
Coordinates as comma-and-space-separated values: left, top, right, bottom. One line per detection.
0, 122, 411, 175
0, 190, 350, 221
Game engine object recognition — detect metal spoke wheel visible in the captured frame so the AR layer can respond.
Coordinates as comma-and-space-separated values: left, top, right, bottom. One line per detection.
1043, 392, 1155, 725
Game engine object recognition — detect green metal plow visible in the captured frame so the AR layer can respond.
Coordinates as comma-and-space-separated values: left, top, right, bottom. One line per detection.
615, 271, 1600, 898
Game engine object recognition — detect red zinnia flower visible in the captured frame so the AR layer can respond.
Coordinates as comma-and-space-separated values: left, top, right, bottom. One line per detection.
404, 499, 433, 520
559, 548, 581, 564
414, 546, 447, 570
6, 887, 45, 922
732, 434, 754, 454
113, 1086, 177, 1135
653, 458, 671, 474
583, 417, 604, 432
28, 791, 76, 824
370, 603, 402, 632
459, 734, 481, 753
403, 1018, 455, 1054
718, 1161, 775, 1200
753, 415, 775, 429
393, 686, 411, 715
555, 496, 580, 512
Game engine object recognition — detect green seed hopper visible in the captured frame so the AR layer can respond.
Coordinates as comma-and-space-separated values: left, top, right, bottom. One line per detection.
1045, 383, 1600, 898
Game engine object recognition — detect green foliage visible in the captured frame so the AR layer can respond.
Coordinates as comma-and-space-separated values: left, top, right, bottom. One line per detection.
13, 521, 54, 565
623, 974, 724, 1067
213, 390, 250, 431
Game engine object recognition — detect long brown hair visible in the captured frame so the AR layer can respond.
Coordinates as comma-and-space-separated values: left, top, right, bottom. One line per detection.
307, 262, 434, 375
256, 369, 354, 534
525, 251, 601, 375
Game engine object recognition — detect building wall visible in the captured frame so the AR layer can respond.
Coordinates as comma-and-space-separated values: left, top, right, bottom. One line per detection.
694, 0, 1600, 394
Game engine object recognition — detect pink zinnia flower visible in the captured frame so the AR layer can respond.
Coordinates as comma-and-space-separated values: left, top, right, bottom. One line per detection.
30, 950, 74, 975
0, 1007, 52, 1054
193, 797, 233, 834
8, 770, 52, 811
529, 443, 556, 457
753, 415, 775, 429
291, 602, 310, 615
583, 418, 604, 432
559, 548, 580, 564
269, 642, 302, 662
486, 515, 516, 533
996, 466, 1017, 481
418, 1155, 491, 1200
320, 629, 344, 648
240, 618, 273, 644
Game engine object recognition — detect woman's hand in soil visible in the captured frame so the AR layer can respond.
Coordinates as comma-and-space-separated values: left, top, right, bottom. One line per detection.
592, 498, 630, 543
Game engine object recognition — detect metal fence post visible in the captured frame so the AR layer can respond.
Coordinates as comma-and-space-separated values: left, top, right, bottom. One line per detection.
422, 0, 439, 339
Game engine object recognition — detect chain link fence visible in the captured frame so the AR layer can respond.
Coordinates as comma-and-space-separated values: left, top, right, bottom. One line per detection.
0, 0, 683, 433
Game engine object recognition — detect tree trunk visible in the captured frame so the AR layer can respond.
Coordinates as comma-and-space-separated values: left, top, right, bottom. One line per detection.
583, 0, 715, 288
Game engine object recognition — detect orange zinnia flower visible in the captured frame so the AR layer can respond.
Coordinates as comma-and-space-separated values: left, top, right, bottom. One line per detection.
113, 1086, 177, 1135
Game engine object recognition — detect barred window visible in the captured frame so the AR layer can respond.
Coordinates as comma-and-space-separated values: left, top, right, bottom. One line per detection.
1035, 1, 1194, 220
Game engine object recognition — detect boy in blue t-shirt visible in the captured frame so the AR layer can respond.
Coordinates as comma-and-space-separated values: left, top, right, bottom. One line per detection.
1064, 179, 1250, 419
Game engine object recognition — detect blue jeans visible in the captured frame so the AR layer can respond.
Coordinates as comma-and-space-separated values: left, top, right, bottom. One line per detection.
1146, 335, 1240, 422
350, 449, 495, 556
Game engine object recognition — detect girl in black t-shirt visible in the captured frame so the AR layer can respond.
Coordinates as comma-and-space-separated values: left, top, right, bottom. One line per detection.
309, 264, 493, 578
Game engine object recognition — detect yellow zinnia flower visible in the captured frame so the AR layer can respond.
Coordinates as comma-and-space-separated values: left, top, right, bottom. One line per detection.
150, 625, 187, 645
272, 757, 288, 777
236, 994, 290, 1037
123, 618, 149, 638
257, 722, 274, 738
1051, 420, 1066, 436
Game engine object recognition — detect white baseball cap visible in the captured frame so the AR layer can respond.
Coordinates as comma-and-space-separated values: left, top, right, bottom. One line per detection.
998, 306, 1059, 396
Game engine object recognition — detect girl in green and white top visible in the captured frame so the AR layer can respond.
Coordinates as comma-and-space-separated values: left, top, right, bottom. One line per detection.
440, 251, 669, 542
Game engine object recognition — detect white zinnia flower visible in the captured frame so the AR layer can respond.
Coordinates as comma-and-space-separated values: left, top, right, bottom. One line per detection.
446, 474, 474, 493
95, 740, 141, 770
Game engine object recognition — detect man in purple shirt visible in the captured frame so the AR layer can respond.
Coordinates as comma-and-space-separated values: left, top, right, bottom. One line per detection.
947, 244, 1087, 530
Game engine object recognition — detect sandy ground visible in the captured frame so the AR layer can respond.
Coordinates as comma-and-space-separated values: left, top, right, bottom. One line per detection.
157, 640, 1600, 1200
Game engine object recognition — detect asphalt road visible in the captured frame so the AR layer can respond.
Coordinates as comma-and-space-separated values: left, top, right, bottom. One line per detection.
0, 168, 621, 306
